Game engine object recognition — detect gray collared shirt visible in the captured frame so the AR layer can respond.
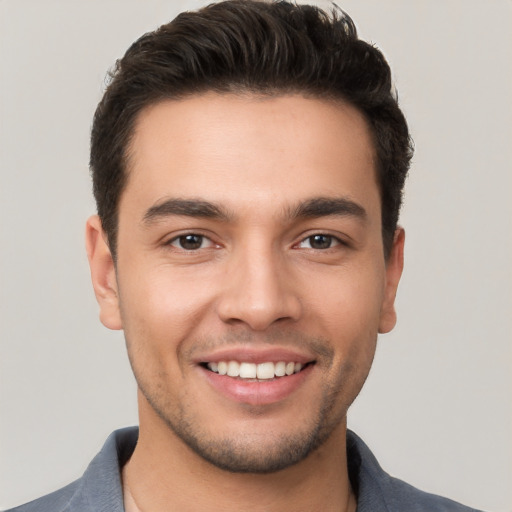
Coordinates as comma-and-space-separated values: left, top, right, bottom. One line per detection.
7, 427, 484, 511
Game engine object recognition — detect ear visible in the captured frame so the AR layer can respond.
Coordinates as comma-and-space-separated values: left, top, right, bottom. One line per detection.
85, 215, 123, 330
378, 228, 405, 334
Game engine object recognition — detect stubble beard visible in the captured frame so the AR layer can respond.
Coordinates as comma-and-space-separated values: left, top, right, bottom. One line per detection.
137, 369, 352, 474
127, 330, 373, 474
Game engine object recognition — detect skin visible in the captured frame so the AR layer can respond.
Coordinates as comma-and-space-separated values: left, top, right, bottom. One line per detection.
86, 93, 404, 512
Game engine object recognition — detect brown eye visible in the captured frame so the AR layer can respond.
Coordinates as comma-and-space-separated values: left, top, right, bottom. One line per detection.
299, 234, 339, 250
170, 234, 206, 250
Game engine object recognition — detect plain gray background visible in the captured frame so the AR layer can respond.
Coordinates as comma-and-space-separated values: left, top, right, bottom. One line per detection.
1, 1, 511, 510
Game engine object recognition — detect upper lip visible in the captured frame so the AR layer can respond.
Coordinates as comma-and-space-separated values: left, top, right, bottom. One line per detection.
193, 347, 316, 365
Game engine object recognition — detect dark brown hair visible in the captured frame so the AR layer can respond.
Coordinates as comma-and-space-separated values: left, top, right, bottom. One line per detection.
90, 0, 413, 259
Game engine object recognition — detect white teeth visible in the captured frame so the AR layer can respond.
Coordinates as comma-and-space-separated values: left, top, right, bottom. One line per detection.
227, 361, 240, 377
239, 362, 257, 379
206, 360, 306, 379
274, 361, 286, 377
256, 362, 275, 380
217, 361, 228, 375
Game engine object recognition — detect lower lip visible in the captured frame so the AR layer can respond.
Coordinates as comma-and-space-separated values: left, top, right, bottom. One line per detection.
201, 364, 313, 406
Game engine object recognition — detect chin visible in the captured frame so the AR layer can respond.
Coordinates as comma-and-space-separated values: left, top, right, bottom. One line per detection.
143, 388, 346, 474
170, 423, 333, 474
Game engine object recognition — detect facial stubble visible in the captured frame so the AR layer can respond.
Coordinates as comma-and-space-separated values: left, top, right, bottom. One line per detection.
131, 338, 369, 474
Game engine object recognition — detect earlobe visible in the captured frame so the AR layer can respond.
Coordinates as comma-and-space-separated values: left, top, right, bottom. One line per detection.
378, 228, 405, 334
85, 215, 123, 330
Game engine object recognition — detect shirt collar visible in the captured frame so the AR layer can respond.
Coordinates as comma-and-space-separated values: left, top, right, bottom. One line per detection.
74, 427, 388, 511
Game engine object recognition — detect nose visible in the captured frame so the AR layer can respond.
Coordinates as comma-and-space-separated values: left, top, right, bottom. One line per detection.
216, 245, 302, 331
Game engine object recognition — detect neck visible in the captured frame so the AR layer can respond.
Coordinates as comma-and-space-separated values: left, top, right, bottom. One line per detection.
123, 395, 356, 512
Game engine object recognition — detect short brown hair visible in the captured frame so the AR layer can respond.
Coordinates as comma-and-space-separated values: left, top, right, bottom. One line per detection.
90, 0, 413, 260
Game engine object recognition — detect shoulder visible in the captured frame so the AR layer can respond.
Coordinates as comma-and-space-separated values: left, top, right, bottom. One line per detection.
4, 481, 80, 512
347, 430, 484, 512
4, 427, 138, 512
382, 474, 483, 512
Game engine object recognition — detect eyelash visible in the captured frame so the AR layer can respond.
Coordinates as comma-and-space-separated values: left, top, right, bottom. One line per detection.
296, 234, 344, 250
166, 232, 346, 251
167, 233, 216, 251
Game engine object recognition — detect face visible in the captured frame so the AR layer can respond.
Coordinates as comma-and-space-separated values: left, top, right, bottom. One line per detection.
87, 93, 404, 473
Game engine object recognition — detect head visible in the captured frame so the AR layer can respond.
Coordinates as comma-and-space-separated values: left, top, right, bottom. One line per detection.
90, 0, 412, 262
86, 0, 411, 475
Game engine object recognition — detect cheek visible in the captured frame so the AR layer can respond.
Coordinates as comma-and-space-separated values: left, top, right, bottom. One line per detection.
303, 262, 384, 373
304, 261, 385, 327
117, 266, 220, 354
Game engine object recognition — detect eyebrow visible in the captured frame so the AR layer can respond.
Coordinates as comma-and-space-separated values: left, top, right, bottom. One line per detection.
142, 196, 367, 225
143, 198, 232, 225
287, 196, 367, 222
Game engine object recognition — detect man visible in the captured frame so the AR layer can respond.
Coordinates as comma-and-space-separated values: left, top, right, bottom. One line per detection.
7, 1, 483, 511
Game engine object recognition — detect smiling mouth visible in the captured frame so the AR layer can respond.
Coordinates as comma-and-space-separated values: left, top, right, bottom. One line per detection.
201, 360, 314, 380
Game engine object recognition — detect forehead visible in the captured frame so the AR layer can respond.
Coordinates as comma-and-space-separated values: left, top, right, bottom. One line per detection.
122, 93, 379, 219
